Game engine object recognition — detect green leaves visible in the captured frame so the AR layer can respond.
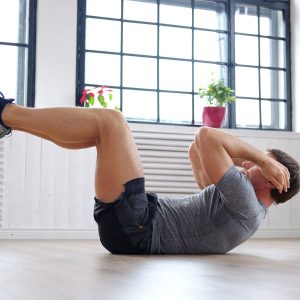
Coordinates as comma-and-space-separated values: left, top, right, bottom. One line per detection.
81, 86, 120, 111
199, 79, 236, 107
97, 94, 108, 108
87, 93, 95, 105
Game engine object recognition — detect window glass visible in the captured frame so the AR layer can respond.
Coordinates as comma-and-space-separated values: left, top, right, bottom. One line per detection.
0, 0, 29, 43
124, 0, 157, 22
235, 67, 259, 98
160, 26, 192, 59
86, 0, 121, 18
261, 100, 286, 129
160, 92, 192, 124
160, 0, 192, 26
194, 62, 227, 93
194, 30, 227, 62
260, 69, 286, 99
260, 8, 285, 38
123, 89, 157, 121
0, 45, 28, 98
235, 35, 258, 66
160, 59, 192, 92
123, 56, 157, 89
86, 19, 121, 52
194, 1, 226, 30
260, 38, 285, 68
194, 97, 205, 124
0, 0, 33, 106
124, 23, 157, 56
235, 4, 258, 34
85, 53, 120, 86
235, 99, 260, 128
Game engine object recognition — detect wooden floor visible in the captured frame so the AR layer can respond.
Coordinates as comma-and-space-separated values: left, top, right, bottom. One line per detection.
0, 239, 299, 300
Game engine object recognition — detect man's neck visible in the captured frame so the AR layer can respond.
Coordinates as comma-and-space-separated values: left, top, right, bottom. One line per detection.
255, 189, 273, 208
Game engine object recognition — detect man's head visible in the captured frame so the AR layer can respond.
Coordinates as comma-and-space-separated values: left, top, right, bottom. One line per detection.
242, 149, 300, 205
267, 149, 300, 204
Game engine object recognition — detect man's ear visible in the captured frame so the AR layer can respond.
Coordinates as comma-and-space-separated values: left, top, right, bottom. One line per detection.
242, 161, 255, 169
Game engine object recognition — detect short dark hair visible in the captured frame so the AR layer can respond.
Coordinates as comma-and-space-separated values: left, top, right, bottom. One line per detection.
268, 149, 300, 204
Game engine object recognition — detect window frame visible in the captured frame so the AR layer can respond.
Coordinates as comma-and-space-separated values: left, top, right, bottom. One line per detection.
230, 0, 291, 130
76, 0, 291, 131
27, 0, 37, 107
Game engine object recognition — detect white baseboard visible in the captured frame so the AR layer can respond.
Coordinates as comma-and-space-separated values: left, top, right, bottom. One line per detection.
0, 229, 300, 239
0, 229, 99, 239
252, 229, 300, 239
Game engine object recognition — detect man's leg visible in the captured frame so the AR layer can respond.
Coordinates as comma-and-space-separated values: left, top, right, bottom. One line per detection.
14, 127, 96, 149
2, 105, 144, 202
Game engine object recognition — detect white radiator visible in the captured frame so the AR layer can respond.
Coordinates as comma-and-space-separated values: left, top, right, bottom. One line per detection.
132, 124, 198, 196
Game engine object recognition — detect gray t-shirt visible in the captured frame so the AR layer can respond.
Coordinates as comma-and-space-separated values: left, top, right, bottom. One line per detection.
150, 166, 267, 254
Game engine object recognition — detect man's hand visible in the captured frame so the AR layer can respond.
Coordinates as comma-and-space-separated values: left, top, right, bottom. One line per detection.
259, 156, 290, 194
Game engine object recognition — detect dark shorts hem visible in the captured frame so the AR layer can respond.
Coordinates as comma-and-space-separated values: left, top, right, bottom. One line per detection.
93, 177, 158, 255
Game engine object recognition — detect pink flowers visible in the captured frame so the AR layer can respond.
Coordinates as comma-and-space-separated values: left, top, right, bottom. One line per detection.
80, 86, 117, 109
97, 86, 107, 96
80, 89, 95, 105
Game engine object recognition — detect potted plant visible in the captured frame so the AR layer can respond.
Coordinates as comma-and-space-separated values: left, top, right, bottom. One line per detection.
199, 79, 235, 128
80, 86, 120, 110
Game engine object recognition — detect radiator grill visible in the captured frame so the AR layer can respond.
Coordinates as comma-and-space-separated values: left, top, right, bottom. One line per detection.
132, 125, 199, 196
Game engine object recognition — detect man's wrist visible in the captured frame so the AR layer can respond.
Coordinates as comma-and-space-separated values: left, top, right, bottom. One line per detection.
256, 153, 271, 168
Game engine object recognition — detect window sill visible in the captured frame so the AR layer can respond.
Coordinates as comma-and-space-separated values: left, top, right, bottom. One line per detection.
129, 122, 300, 140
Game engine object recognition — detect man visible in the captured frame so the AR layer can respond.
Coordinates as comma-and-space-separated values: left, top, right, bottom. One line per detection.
0, 92, 299, 254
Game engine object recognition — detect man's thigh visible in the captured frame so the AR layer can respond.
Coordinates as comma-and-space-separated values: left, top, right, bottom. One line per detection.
95, 110, 144, 202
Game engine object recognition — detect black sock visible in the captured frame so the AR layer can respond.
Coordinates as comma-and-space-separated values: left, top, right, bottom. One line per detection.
0, 92, 14, 127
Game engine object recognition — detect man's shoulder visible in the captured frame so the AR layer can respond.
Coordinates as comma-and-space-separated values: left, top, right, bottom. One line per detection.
215, 166, 266, 218
216, 166, 253, 194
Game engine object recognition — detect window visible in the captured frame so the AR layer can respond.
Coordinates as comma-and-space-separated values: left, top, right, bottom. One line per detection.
234, 2, 290, 130
77, 0, 291, 130
0, 0, 36, 107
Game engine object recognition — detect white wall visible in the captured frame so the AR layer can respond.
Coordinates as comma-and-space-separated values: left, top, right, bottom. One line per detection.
35, 0, 77, 107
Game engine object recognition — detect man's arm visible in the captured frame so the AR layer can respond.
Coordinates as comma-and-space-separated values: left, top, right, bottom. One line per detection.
188, 141, 212, 189
189, 143, 246, 189
189, 143, 249, 189
193, 127, 290, 193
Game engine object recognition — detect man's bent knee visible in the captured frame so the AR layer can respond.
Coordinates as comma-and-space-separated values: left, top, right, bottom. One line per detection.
94, 109, 128, 145
92, 108, 125, 129
97, 109, 126, 126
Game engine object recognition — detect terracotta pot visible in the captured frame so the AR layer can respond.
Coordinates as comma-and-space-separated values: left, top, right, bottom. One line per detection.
202, 106, 226, 128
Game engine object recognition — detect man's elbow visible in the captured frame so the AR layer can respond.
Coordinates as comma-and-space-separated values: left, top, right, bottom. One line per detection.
195, 126, 213, 149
